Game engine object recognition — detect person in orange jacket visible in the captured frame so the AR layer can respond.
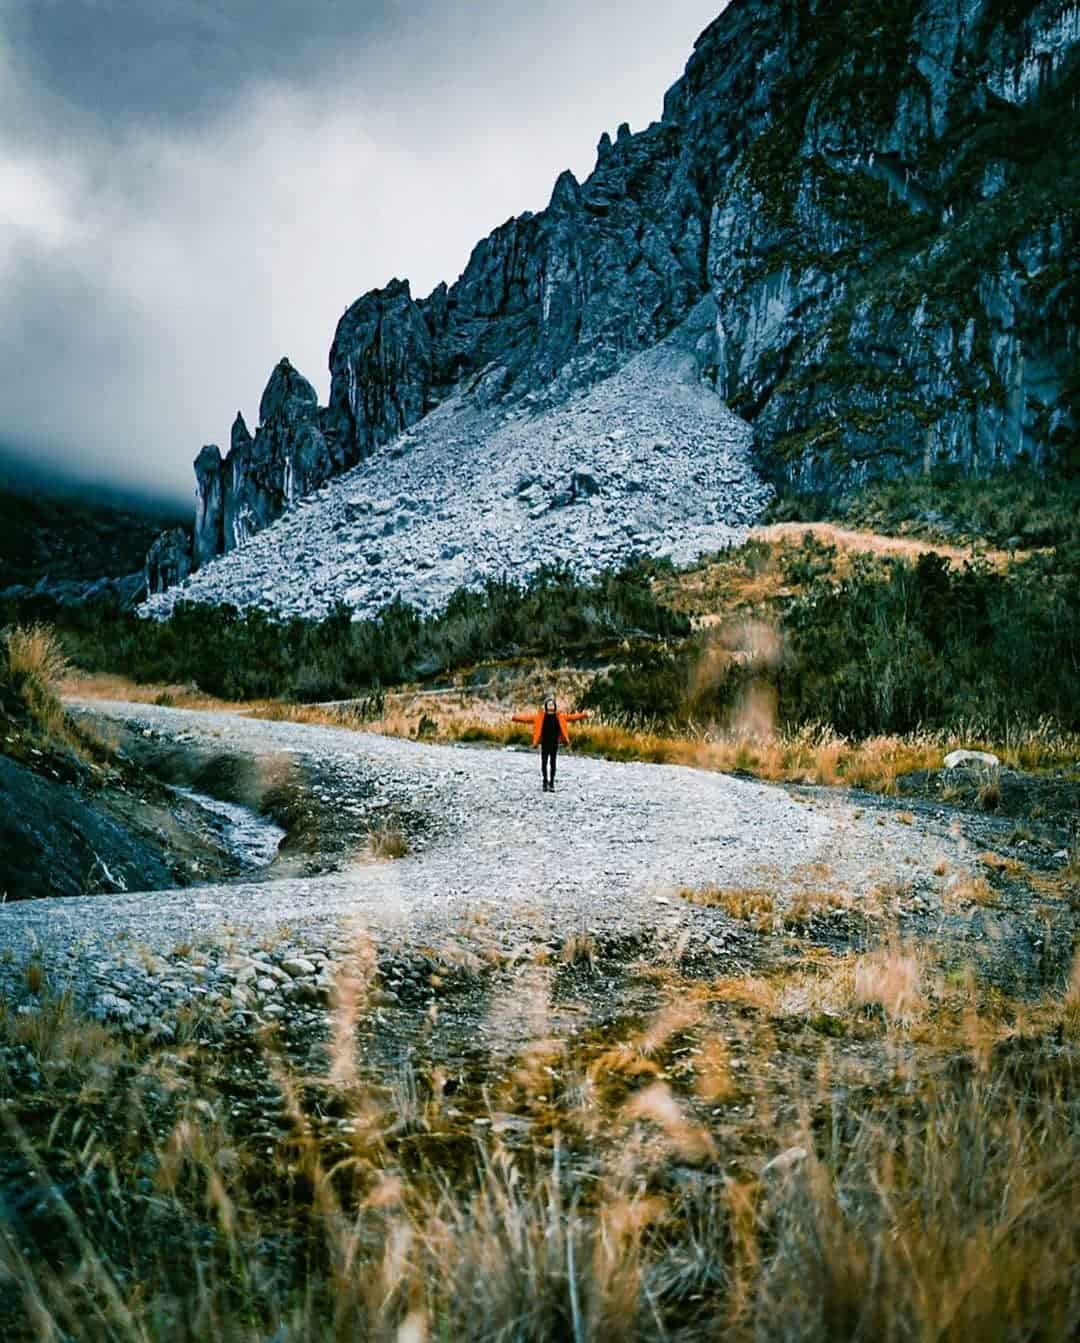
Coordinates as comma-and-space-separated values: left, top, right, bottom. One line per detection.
511, 697, 590, 792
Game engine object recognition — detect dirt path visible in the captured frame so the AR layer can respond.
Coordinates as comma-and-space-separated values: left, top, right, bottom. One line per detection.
0, 701, 980, 1032
751, 521, 1028, 567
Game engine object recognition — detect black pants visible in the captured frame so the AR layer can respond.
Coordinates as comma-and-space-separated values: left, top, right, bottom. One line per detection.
541, 741, 558, 786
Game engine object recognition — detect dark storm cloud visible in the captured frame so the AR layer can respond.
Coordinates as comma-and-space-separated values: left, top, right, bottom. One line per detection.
0, 0, 726, 502
6, 0, 402, 131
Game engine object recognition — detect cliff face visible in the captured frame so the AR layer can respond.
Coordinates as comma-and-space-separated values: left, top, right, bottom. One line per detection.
707, 0, 1080, 491
186, 0, 1079, 571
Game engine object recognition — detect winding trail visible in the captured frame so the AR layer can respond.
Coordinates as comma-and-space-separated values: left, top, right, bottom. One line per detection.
0, 702, 972, 1023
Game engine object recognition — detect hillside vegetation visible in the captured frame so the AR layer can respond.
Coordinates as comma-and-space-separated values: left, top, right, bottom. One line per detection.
29, 470, 1079, 751
4, 470, 1079, 1342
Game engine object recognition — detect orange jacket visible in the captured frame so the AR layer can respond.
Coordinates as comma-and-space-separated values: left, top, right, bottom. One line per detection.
511, 708, 589, 747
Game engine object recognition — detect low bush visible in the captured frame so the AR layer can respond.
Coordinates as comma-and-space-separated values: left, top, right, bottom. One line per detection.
777, 546, 1080, 736
588, 543, 1080, 738
772, 463, 1080, 549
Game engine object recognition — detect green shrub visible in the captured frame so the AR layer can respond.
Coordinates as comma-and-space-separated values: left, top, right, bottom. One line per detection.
587, 544, 1080, 737
5, 561, 689, 705
777, 547, 1080, 735
773, 465, 1080, 548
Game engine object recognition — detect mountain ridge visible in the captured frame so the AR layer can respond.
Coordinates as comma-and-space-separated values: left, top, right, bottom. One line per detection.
151, 0, 1079, 612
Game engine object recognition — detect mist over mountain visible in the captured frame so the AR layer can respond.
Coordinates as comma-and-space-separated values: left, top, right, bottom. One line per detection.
0, 0, 723, 500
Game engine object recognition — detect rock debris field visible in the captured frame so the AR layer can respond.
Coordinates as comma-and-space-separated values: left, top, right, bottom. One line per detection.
0, 702, 984, 1039
142, 330, 770, 623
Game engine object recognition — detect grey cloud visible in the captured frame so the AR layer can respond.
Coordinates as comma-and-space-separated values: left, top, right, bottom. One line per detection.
5, 0, 398, 130
0, 0, 725, 502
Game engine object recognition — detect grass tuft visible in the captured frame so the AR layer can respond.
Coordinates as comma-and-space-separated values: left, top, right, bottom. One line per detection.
4, 622, 71, 740
369, 817, 410, 861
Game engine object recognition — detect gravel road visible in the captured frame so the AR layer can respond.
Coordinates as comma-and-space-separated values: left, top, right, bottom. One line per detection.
0, 702, 976, 1029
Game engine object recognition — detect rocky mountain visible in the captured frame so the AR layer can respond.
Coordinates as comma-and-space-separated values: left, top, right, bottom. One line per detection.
154, 0, 1079, 616
143, 305, 768, 622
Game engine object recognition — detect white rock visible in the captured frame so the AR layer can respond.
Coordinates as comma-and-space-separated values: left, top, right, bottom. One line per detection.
96, 992, 133, 1020
943, 750, 1000, 769
281, 957, 317, 978
140, 326, 770, 625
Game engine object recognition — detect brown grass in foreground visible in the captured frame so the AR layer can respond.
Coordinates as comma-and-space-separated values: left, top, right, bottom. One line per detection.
368, 817, 410, 861
5, 938, 1080, 1342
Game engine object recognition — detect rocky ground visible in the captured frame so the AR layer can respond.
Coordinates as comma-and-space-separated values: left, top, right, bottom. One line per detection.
3, 699, 1066, 1051
2, 698, 1077, 1341
142, 316, 770, 623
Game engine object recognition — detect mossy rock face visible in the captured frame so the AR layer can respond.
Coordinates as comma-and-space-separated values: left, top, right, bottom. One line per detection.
707, 0, 1080, 494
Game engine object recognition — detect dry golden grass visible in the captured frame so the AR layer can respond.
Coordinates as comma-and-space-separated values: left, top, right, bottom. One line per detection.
680, 884, 851, 933
978, 851, 1025, 876
559, 933, 597, 968
997, 717, 1080, 772
1, 987, 120, 1074
783, 889, 851, 928
976, 770, 1002, 811
6, 622, 70, 688
4, 622, 71, 740
948, 873, 998, 908
62, 670, 1080, 795
60, 669, 225, 710
751, 521, 1027, 569
656, 525, 1031, 624
852, 945, 925, 1023
6, 935, 1080, 1341
1063, 954, 1080, 1041
707, 975, 778, 1012
368, 817, 409, 861
24, 959, 44, 996
679, 885, 775, 922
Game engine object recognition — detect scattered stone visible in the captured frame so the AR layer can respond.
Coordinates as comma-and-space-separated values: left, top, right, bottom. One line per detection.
95, 992, 134, 1021
281, 957, 317, 978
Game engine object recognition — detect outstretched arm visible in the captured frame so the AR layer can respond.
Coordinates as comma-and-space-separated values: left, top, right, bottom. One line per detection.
563, 711, 590, 722
511, 713, 535, 724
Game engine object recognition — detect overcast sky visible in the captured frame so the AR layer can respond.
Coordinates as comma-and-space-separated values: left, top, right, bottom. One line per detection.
0, 0, 726, 505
